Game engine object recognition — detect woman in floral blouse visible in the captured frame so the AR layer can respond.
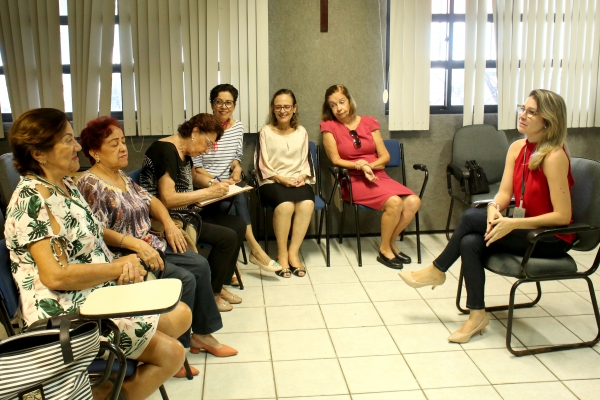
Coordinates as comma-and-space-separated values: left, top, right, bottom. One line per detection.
4, 108, 190, 399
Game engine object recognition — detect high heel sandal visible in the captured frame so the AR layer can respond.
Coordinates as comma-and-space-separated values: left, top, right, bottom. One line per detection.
190, 337, 238, 357
288, 264, 306, 277
448, 314, 489, 343
398, 270, 446, 290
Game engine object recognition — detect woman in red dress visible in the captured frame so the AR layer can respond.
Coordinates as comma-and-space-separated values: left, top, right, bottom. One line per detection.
320, 84, 421, 269
399, 89, 575, 344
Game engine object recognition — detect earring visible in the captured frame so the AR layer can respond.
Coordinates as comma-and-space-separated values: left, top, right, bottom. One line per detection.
39, 160, 45, 166
96, 158, 100, 163
544, 126, 547, 129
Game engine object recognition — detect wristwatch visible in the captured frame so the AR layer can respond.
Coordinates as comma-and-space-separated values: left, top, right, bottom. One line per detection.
208, 178, 216, 186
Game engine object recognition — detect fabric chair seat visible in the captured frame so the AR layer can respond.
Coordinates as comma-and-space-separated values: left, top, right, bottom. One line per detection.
485, 253, 578, 278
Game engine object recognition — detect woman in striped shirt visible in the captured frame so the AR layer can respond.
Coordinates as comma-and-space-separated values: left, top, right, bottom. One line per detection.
192, 84, 281, 275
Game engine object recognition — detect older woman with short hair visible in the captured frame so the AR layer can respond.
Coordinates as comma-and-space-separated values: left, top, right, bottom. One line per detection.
4, 108, 190, 399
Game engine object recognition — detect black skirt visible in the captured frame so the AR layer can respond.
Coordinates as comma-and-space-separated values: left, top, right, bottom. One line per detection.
258, 183, 314, 208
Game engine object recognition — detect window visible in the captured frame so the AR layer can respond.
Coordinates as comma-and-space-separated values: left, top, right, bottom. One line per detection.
0, 0, 123, 122
430, 0, 497, 113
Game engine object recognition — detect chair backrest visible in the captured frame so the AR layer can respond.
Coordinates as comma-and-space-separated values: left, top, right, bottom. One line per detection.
0, 238, 19, 324
569, 157, 600, 251
452, 125, 508, 184
308, 141, 320, 192
383, 139, 406, 185
0, 153, 21, 214
129, 169, 142, 185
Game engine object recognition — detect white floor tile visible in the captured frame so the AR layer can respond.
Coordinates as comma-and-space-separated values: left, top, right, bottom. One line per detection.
404, 351, 489, 389
329, 326, 399, 357
263, 285, 317, 306
313, 282, 371, 304
265, 304, 326, 331
536, 348, 600, 380
203, 361, 276, 399
147, 365, 205, 400
273, 359, 348, 397
444, 319, 524, 350
339, 355, 420, 393
493, 381, 578, 400
467, 348, 556, 384
535, 292, 596, 316
388, 322, 456, 354
556, 315, 600, 342
424, 385, 502, 400
219, 307, 267, 333
362, 280, 421, 302
351, 391, 426, 400
229, 285, 265, 308
205, 331, 271, 364
499, 316, 581, 347
270, 329, 336, 361
374, 299, 440, 325
306, 266, 359, 284
352, 263, 406, 282
320, 302, 384, 328
562, 379, 600, 400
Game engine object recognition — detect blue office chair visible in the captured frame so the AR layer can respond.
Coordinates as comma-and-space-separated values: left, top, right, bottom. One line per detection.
253, 141, 331, 267
335, 139, 428, 267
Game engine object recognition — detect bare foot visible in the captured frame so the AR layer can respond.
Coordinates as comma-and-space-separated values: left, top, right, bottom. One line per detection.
193, 333, 222, 349
251, 246, 272, 265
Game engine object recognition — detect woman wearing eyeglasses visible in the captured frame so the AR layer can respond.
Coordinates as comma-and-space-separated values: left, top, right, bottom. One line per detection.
140, 113, 247, 312
399, 89, 575, 344
321, 84, 421, 269
192, 84, 281, 277
254, 89, 315, 278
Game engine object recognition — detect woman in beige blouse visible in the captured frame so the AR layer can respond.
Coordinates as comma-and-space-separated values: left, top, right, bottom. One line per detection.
254, 89, 315, 278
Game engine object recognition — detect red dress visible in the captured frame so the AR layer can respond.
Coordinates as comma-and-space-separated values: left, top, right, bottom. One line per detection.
320, 116, 414, 210
513, 140, 576, 243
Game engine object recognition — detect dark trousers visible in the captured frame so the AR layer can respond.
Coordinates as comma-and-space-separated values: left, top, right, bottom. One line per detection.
162, 248, 223, 347
196, 210, 246, 293
434, 208, 572, 310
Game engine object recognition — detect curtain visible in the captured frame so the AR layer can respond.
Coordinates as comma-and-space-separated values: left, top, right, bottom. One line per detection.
119, 0, 269, 136
495, 0, 600, 129
0, 0, 63, 134
388, 0, 431, 131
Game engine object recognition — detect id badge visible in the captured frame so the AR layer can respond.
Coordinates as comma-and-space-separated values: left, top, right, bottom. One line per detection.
513, 207, 526, 218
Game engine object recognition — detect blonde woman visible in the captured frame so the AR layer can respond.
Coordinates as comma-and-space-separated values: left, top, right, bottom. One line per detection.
399, 89, 576, 344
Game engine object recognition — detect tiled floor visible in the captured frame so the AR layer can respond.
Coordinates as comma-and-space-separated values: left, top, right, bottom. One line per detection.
145, 233, 600, 400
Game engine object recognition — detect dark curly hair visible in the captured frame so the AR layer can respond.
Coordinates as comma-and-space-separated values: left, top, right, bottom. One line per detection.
9, 108, 70, 175
177, 113, 224, 141
79, 116, 122, 165
210, 84, 239, 104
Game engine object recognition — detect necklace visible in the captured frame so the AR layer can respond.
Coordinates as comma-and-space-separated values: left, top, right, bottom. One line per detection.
31, 173, 70, 198
274, 125, 292, 151
221, 118, 230, 128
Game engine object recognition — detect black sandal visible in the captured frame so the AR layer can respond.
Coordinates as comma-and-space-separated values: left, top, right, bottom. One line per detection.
275, 268, 291, 278
289, 264, 306, 277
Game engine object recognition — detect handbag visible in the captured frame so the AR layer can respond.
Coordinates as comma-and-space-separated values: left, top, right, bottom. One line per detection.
0, 316, 100, 400
465, 160, 490, 195
149, 208, 203, 253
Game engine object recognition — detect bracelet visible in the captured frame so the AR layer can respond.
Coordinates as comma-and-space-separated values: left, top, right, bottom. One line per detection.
487, 202, 500, 211
119, 233, 129, 248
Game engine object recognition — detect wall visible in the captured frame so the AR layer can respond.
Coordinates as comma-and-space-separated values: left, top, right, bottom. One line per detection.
2, 0, 600, 237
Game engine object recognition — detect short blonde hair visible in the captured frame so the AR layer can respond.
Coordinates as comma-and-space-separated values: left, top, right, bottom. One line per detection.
527, 89, 568, 170
321, 84, 357, 121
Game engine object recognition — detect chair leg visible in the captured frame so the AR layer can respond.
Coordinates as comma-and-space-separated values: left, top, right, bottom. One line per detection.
415, 211, 421, 264
183, 357, 194, 380
446, 198, 454, 240
325, 205, 330, 267
354, 204, 362, 267
263, 206, 268, 254
317, 208, 325, 245
455, 267, 542, 315
240, 243, 247, 265
159, 384, 169, 400
507, 276, 600, 356
234, 264, 244, 290
339, 202, 346, 244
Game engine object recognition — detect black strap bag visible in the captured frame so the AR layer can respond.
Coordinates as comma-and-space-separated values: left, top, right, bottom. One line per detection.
465, 160, 490, 195
0, 316, 100, 400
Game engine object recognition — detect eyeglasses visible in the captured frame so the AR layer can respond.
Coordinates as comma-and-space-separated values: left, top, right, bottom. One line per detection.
349, 130, 361, 149
517, 105, 538, 119
274, 105, 293, 112
204, 134, 217, 153
329, 99, 347, 110
213, 99, 235, 109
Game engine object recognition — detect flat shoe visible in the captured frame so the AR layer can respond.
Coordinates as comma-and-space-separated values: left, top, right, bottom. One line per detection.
230, 276, 240, 286
448, 314, 490, 344
289, 264, 306, 277
393, 251, 412, 264
398, 270, 446, 289
376, 252, 404, 270
220, 292, 242, 304
173, 364, 199, 378
249, 252, 283, 272
191, 337, 238, 357
215, 296, 233, 311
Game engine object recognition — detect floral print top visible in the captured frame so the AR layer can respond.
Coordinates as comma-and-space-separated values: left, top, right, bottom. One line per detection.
77, 170, 166, 252
4, 176, 157, 359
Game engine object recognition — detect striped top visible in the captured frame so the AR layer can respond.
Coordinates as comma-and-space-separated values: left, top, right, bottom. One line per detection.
192, 120, 244, 179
